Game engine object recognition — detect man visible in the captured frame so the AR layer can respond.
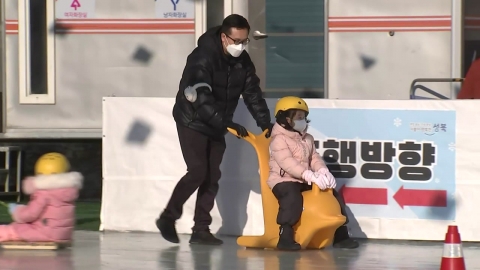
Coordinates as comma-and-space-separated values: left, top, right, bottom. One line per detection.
457, 57, 480, 99
156, 14, 274, 245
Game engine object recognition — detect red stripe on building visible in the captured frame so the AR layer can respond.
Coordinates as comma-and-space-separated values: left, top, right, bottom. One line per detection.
329, 16, 451, 32
5, 19, 195, 35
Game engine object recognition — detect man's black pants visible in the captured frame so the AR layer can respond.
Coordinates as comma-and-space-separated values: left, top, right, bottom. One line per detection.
162, 124, 226, 231
272, 182, 349, 227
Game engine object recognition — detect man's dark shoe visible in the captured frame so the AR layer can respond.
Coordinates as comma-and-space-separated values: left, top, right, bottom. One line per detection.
156, 216, 179, 244
333, 225, 359, 249
333, 238, 360, 249
189, 230, 223, 245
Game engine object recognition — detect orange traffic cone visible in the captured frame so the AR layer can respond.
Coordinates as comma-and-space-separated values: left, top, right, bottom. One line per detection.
440, 225, 466, 270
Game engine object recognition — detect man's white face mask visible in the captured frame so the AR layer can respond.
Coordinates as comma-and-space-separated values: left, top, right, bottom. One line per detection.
223, 33, 247, 58
226, 43, 245, 58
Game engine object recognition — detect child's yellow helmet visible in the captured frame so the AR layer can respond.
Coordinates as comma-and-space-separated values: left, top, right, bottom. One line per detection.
34, 152, 70, 175
274, 96, 309, 117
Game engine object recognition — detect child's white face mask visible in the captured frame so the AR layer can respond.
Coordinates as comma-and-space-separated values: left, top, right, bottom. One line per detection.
293, 119, 307, 132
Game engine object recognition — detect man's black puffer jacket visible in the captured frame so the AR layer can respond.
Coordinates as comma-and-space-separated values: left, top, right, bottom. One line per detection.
172, 26, 271, 140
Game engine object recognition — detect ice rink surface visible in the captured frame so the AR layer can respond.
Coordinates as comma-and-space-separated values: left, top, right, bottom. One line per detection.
1, 231, 480, 270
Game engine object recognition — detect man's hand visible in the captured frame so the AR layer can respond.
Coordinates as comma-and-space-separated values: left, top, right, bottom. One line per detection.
227, 122, 248, 137
261, 123, 274, 138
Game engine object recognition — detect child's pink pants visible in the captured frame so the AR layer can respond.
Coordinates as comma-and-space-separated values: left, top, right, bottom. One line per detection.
0, 225, 20, 242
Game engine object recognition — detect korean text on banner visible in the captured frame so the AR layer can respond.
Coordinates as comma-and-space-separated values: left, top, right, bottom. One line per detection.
55, 0, 96, 19
308, 108, 456, 221
155, 0, 194, 19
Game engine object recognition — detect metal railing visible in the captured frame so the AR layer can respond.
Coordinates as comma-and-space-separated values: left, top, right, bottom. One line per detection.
0, 146, 22, 202
409, 78, 464, 100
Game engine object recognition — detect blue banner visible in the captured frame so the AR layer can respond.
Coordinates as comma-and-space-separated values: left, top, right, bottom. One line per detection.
308, 108, 456, 221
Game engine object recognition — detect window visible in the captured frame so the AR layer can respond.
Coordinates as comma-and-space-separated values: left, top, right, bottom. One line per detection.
18, 0, 55, 104
1, 2, 5, 132
263, 0, 326, 98
194, 0, 206, 48
1, 4, 5, 92
207, 0, 224, 29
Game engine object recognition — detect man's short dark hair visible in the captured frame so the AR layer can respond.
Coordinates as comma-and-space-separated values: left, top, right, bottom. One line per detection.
221, 14, 250, 35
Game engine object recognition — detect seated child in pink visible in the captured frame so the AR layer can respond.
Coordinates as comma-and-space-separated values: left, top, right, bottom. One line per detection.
0, 172, 83, 242
267, 96, 359, 250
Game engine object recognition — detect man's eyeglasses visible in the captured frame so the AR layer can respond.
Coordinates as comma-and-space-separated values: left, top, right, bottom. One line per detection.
224, 33, 250, 46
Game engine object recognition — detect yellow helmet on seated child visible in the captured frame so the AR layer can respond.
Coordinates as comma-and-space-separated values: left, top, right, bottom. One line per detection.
35, 152, 70, 175
274, 96, 309, 117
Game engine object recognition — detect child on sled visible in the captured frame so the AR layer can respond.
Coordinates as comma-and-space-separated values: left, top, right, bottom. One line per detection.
0, 153, 83, 243
267, 96, 359, 251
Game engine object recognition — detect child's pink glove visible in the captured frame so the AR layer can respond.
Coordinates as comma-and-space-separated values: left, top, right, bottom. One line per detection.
316, 168, 337, 189
302, 170, 316, 184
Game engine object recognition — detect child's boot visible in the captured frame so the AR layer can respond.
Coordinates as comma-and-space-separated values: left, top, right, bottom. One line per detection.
277, 225, 301, 251
333, 225, 359, 249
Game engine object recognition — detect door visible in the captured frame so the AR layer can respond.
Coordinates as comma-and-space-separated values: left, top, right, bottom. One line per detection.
248, 0, 327, 98
464, 0, 480, 77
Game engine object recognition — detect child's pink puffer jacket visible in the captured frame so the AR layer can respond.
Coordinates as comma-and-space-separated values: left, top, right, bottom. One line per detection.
267, 123, 327, 189
11, 172, 83, 242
